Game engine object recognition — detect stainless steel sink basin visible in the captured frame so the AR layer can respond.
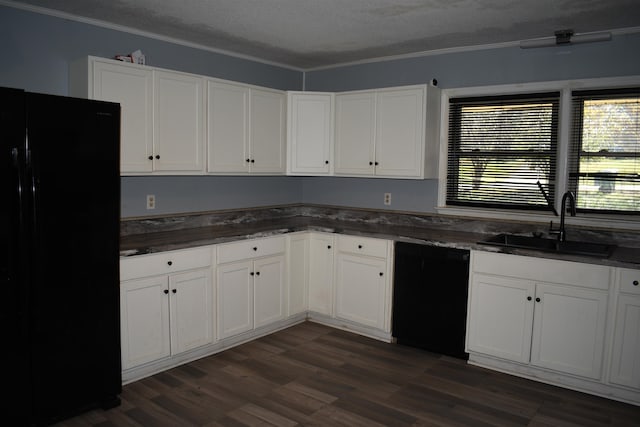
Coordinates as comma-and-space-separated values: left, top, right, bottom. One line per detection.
479, 233, 615, 258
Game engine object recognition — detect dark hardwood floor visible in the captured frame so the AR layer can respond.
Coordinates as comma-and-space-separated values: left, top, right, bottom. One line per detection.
55, 322, 640, 426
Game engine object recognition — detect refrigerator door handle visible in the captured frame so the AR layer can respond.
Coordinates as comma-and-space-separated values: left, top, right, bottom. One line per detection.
24, 134, 38, 232
10, 146, 28, 231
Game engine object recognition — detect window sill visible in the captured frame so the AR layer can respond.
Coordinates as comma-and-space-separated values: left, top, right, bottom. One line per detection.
436, 206, 640, 231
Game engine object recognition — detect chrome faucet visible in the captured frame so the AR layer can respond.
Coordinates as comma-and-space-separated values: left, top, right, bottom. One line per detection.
550, 191, 576, 242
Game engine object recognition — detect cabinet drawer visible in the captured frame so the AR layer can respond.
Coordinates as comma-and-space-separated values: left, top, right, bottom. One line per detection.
472, 251, 610, 291
120, 246, 212, 281
619, 268, 640, 294
336, 235, 389, 258
217, 235, 286, 264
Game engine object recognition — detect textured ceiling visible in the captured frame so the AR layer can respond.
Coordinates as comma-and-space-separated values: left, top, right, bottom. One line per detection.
7, 0, 640, 69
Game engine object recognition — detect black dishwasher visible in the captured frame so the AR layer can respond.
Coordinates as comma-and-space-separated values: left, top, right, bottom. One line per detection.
392, 242, 470, 360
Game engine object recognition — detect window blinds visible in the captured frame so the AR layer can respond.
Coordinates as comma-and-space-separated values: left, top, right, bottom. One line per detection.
447, 93, 560, 211
569, 88, 640, 214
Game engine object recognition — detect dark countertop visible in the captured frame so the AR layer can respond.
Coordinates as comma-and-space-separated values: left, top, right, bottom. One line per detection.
120, 216, 640, 268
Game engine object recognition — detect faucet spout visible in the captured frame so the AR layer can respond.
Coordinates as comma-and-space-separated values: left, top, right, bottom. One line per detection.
557, 191, 576, 242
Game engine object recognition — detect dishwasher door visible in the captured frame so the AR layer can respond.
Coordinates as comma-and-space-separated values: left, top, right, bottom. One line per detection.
392, 242, 470, 360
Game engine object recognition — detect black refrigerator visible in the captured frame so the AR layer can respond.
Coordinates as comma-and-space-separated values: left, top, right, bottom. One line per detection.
1, 87, 122, 426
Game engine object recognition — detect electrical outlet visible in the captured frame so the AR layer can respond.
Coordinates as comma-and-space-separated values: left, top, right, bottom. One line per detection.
384, 193, 391, 206
146, 194, 156, 210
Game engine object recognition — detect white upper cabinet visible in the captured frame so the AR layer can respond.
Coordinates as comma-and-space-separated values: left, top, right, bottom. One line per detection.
207, 82, 285, 174
334, 92, 377, 175
72, 56, 289, 176
375, 87, 426, 178
71, 57, 205, 174
71, 58, 154, 173
153, 70, 205, 173
334, 85, 441, 179
207, 81, 250, 173
250, 88, 286, 174
287, 92, 334, 175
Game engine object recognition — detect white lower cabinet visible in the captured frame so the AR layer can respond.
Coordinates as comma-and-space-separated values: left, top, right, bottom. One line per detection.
609, 268, 640, 390
308, 233, 336, 316
286, 232, 312, 317
254, 256, 287, 328
216, 236, 286, 340
119, 247, 213, 370
286, 232, 391, 339
467, 274, 534, 364
531, 282, 608, 379
286, 231, 336, 318
217, 261, 254, 339
465, 251, 640, 405
468, 252, 609, 380
334, 235, 391, 332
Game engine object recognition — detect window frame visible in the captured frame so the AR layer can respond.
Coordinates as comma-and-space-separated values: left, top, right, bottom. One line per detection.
568, 88, 640, 215
437, 76, 640, 231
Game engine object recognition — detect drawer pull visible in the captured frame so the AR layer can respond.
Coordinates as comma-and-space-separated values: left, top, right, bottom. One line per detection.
167, 261, 173, 266
633, 280, 639, 286
253, 247, 258, 251
327, 245, 332, 249
358, 245, 363, 249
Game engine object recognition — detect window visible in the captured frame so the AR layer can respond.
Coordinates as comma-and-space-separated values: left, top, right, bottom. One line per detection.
569, 89, 640, 214
446, 93, 559, 211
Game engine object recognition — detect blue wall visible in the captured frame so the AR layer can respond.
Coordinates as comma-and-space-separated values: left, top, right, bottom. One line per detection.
301, 32, 640, 211
305, 32, 640, 91
0, 5, 305, 218
0, 5, 302, 94
122, 176, 302, 217
2, 4, 639, 218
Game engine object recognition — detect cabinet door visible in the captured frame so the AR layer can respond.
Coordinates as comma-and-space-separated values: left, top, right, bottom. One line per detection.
334, 92, 376, 176
531, 283, 608, 379
610, 294, 640, 389
217, 261, 253, 339
154, 71, 204, 172
92, 61, 153, 173
254, 255, 286, 328
308, 233, 335, 315
120, 276, 171, 369
375, 87, 425, 178
169, 268, 214, 355
467, 274, 535, 363
287, 234, 309, 316
287, 92, 333, 175
250, 88, 286, 174
335, 253, 387, 330
207, 81, 250, 173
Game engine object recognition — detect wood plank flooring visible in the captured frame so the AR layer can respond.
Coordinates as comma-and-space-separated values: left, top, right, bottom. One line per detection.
55, 322, 640, 426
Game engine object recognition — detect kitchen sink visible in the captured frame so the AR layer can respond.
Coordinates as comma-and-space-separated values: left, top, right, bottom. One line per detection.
478, 233, 615, 258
